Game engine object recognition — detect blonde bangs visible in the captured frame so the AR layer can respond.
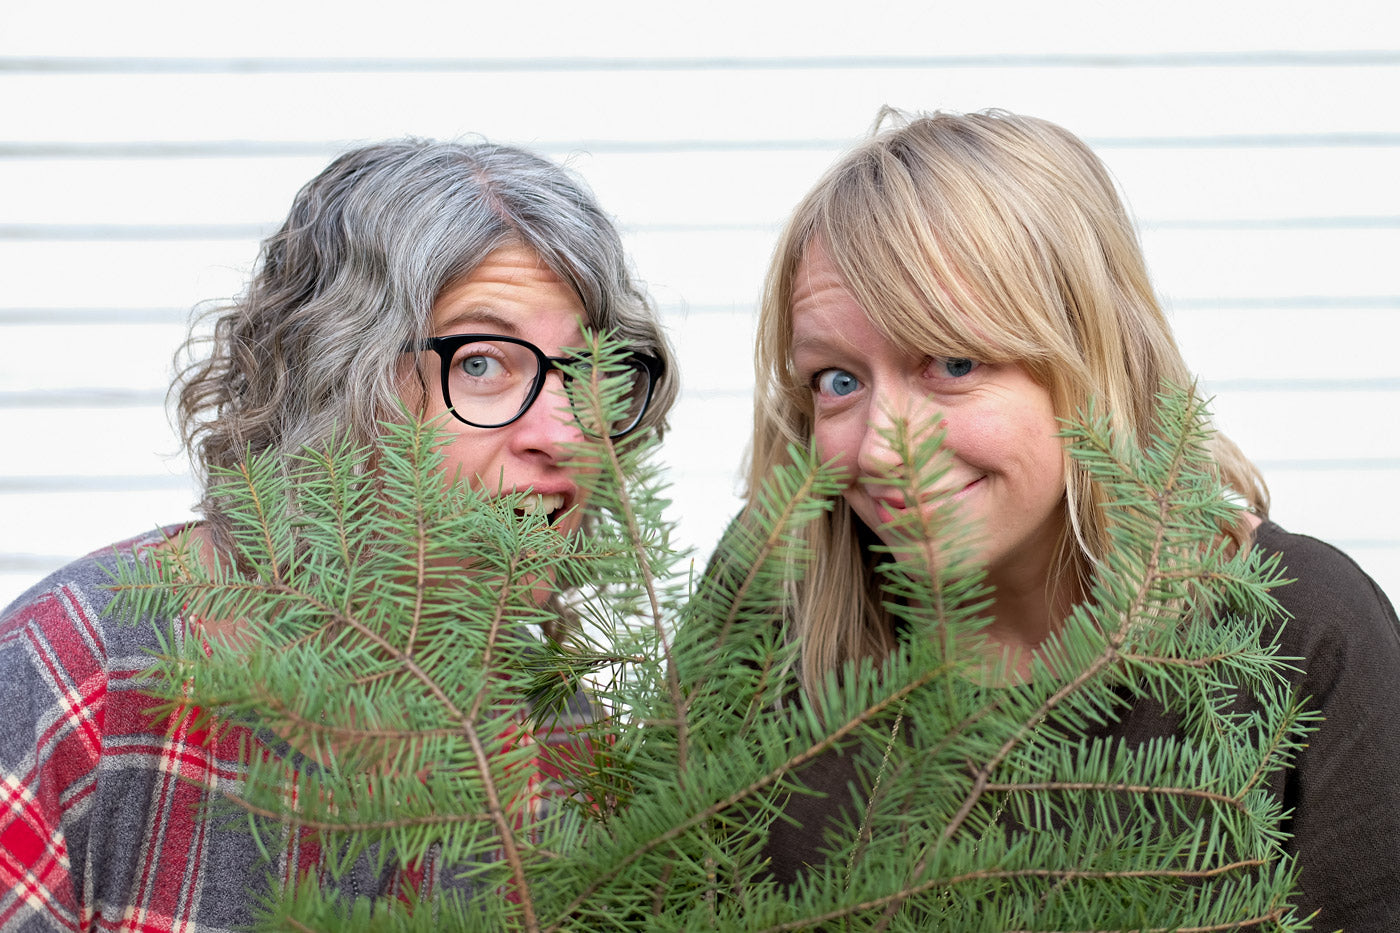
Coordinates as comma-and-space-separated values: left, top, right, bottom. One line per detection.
745, 109, 1270, 696
809, 134, 1086, 397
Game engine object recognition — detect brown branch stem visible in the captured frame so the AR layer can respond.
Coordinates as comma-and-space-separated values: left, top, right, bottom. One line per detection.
543, 661, 953, 932
259, 570, 543, 932
757, 858, 1270, 933
215, 785, 493, 834
983, 779, 1247, 812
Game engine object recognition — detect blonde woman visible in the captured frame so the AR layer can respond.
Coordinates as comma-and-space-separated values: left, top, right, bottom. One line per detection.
748, 110, 1399, 931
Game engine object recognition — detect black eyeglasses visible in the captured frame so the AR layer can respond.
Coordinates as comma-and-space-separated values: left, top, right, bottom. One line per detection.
409, 334, 663, 439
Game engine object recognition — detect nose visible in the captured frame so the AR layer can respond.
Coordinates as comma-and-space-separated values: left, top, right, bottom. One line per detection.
512, 370, 586, 458
855, 383, 911, 480
854, 379, 947, 484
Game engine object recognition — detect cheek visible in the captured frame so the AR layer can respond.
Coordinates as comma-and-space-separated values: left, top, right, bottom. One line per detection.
948, 406, 1063, 475
433, 430, 499, 490
1032, 437, 1069, 498
940, 409, 1006, 464
1010, 412, 1068, 499
811, 418, 857, 469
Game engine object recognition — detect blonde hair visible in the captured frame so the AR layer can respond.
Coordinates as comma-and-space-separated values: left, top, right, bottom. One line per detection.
748, 109, 1268, 693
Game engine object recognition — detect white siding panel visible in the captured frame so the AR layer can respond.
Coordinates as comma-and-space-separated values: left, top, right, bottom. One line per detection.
2, 1, 1388, 59
0, 489, 196, 558
3, 27, 1398, 609
4, 226, 1392, 319
0, 324, 184, 393
6, 147, 1395, 231
660, 391, 753, 562
666, 308, 759, 395
1174, 308, 1400, 383
1263, 468, 1400, 561
623, 308, 756, 563
0, 407, 186, 478
1207, 391, 1400, 463
620, 230, 777, 310
6, 66, 1399, 147
570, 150, 844, 230
0, 157, 329, 226
0, 240, 259, 309
1104, 147, 1400, 222
1145, 228, 1399, 300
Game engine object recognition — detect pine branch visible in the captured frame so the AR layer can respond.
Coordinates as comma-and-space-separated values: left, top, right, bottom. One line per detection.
698, 442, 844, 657
760, 857, 1275, 933
543, 654, 957, 930
567, 336, 690, 776
982, 780, 1248, 812
105, 379, 1311, 931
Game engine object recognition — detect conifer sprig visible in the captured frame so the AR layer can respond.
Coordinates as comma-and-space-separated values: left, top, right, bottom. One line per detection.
108, 375, 1313, 931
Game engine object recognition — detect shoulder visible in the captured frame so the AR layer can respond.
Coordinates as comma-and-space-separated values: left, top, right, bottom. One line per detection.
0, 524, 192, 681
1251, 521, 1397, 648
0, 527, 192, 928
1249, 519, 1399, 737
1253, 521, 1395, 616
1249, 525, 1400, 930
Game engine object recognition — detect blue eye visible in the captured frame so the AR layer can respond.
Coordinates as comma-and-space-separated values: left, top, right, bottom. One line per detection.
458, 354, 507, 380
936, 357, 978, 378
815, 369, 861, 398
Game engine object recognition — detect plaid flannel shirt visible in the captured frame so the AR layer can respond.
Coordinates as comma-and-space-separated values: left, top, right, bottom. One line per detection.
1, 526, 592, 932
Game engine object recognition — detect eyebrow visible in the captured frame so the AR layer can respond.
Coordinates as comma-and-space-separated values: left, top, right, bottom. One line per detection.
433, 306, 523, 337
789, 332, 852, 357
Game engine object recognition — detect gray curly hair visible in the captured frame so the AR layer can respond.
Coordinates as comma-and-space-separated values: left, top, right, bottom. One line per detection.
174, 139, 677, 545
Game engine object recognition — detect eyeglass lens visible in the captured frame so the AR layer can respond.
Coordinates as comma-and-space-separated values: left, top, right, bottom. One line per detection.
443, 338, 652, 437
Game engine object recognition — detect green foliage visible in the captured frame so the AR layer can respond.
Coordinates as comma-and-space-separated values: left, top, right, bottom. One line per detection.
109, 345, 1315, 931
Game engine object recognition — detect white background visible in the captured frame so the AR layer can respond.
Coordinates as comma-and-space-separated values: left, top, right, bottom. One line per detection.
3, 0, 1398, 606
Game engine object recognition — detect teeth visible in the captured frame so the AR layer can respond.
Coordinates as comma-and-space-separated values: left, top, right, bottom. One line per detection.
518, 493, 566, 516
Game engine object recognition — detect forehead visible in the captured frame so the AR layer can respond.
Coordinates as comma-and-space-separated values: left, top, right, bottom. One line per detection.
790, 250, 867, 346
431, 245, 585, 344
789, 236, 1019, 367
790, 239, 846, 305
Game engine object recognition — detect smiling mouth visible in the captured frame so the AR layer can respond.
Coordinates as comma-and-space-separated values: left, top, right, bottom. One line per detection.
953, 477, 983, 499
870, 477, 982, 515
515, 492, 568, 524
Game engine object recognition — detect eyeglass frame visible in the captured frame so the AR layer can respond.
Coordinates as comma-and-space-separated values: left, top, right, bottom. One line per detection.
406, 333, 664, 439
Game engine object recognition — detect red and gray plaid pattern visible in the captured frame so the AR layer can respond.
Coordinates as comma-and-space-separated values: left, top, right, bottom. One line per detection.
1, 527, 591, 932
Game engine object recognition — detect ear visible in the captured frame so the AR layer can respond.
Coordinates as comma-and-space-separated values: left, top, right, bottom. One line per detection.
395, 351, 435, 418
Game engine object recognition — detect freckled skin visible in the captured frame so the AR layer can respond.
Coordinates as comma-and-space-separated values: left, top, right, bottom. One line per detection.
172, 246, 594, 636
400, 244, 593, 536
789, 241, 1070, 650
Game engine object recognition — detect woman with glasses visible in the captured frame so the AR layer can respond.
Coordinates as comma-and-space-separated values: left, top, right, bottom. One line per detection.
740, 110, 1398, 930
0, 140, 675, 930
